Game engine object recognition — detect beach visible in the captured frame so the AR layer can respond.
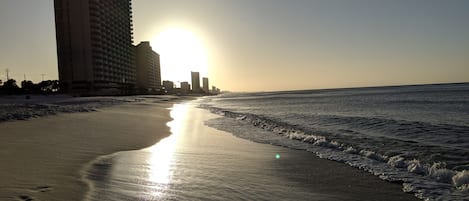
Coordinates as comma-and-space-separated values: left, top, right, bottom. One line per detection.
0, 96, 181, 201
0, 96, 420, 200
83, 103, 418, 201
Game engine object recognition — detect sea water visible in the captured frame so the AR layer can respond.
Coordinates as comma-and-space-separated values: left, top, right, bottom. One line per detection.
201, 83, 469, 200
84, 83, 469, 201
83, 104, 346, 201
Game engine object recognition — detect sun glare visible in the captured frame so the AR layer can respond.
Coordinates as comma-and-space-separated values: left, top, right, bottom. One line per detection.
145, 104, 189, 196
151, 28, 209, 83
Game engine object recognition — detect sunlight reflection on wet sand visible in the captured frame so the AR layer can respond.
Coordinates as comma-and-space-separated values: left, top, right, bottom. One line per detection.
84, 103, 413, 201
144, 104, 189, 196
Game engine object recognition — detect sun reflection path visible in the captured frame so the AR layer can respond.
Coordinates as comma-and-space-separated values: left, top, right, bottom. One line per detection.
145, 104, 190, 195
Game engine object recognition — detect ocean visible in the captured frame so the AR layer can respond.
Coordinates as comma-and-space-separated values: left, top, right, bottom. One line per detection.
202, 83, 469, 200
84, 83, 469, 201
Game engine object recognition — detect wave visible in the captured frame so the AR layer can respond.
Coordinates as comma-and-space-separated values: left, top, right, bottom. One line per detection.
201, 105, 469, 200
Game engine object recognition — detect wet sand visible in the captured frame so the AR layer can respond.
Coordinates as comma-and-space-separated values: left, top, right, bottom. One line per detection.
178, 106, 419, 200
0, 98, 180, 201
85, 103, 419, 201
0, 99, 418, 201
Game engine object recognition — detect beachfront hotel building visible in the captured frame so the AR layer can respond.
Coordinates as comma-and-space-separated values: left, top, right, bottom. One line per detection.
135, 41, 161, 93
191, 71, 201, 93
54, 0, 135, 94
202, 77, 209, 94
181, 81, 190, 94
162, 80, 174, 93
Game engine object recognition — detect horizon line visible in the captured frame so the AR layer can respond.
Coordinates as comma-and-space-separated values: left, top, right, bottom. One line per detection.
226, 81, 469, 94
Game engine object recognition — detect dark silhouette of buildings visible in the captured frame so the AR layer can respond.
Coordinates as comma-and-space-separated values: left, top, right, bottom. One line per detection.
162, 80, 174, 93
202, 77, 209, 93
211, 86, 221, 94
54, 0, 135, 94
191, 71, 201, 93
180, 81, 190, 94
135, 41, 161, 93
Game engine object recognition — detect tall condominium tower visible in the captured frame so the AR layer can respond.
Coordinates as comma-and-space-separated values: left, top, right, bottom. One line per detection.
135, 41, 161, 93
202, 77, 209, 93
54, 0, 135, 94
191, 71, 201, 93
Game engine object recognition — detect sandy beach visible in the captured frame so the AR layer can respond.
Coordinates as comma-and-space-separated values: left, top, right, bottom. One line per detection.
0, 96, 183, 201
0, 97, 419, 201
84, 102, 419, 201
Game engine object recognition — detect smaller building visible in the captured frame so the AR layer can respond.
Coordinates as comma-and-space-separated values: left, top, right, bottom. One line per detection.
211, 86, 221, 94
202, 77, 209, 94
162, 80, 174, 94
135, 41, 161, 93
181, 82, 190, 94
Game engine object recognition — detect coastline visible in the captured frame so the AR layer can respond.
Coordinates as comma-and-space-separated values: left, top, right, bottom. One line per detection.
0, 96, 188, 201
81, 104, 419, 200
1, 96, 423, 200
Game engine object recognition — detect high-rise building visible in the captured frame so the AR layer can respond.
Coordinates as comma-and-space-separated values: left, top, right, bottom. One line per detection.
191, 71, 200, 93
202, 77, 209, 93
135, 41, 161, 92
54, 0, 135, 94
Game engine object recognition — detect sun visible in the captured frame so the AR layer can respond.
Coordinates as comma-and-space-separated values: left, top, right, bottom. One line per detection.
151, 28, 208, 84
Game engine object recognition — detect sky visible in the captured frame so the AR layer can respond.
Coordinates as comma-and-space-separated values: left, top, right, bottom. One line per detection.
0, 0, 468, 92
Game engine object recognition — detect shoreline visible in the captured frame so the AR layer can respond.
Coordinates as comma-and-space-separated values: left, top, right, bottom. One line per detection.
80, 104, 419, 200
1, 97, 421, 200
0, 96, 189, 201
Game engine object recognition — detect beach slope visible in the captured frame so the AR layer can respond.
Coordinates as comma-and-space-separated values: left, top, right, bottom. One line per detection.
0, 98, 177, 201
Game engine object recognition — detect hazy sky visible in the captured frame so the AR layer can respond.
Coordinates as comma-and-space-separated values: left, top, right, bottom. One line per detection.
0, 0, 468, 92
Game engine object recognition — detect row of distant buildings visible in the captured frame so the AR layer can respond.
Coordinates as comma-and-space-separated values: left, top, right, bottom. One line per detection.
162, 72, 220, 95
53, 0, 219, 95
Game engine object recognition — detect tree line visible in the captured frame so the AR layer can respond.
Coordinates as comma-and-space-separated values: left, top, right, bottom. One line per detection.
0, 79, 60, 95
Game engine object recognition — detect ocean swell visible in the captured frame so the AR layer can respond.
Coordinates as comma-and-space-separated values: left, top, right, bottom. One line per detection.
201, 105, 469, 201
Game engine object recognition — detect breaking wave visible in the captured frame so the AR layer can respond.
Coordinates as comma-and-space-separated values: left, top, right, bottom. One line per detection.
202, 105, 469, 200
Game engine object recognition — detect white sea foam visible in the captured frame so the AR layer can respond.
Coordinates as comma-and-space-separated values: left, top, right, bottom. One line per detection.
428, 163, 455, 183
205, 114, 469, 200
387, 155, 407, 168
200, 94, 469, 201
453, 170, 469, 191
344, 146, 359, 154
406, 159, 428, 175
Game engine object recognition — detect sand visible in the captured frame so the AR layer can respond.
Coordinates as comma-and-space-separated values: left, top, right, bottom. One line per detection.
0, 97, 183, 201
86, 105, 419, 200
0, 98, 418, 201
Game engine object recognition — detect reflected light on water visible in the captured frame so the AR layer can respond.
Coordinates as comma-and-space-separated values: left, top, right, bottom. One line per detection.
145, 104, 189, 192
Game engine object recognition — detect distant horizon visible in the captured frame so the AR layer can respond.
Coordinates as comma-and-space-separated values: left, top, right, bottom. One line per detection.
1, 75, 468, 94
225, 81, 469, 93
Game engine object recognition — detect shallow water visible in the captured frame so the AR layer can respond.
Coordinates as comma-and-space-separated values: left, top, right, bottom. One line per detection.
84, 104, 343, 201
83, 103, 418, 201
82, 83, 469, 200
201, 83, 469, 200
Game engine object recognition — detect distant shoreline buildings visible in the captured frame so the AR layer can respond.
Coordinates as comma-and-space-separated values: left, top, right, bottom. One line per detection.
161, 72, 220, 95
53, 0, 219, 96
191, 72, 201, 93
202, 77, 209, 93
